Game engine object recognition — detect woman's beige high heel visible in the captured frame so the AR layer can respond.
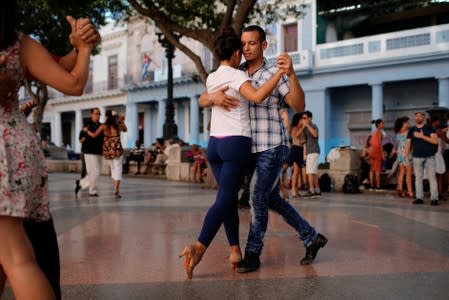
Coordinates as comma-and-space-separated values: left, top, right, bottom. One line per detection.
179, 242, 206, 279
229, 245, 242, 271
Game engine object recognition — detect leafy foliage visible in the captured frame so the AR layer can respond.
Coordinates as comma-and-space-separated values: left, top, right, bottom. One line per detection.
14, 0, 130, 131
16, 0, 129, 56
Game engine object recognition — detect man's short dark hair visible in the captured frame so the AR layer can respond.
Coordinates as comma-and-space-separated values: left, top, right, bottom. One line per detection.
91, 107, 100, 114
303, 111, 313, 119
242, 25, 266, 42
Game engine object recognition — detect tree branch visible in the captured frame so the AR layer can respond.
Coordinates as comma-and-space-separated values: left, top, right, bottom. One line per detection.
130, 0, 213, 47
157, 24, 209, 83
233, 0, 257, 34
220, 0, 237, 31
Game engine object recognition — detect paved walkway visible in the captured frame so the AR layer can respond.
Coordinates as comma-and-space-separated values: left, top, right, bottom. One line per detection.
3, 173, 449, 299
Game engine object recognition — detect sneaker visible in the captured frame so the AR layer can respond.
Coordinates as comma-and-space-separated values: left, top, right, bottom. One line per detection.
312, 192, 321, 198
430, 199, 439, 206
300, 233, 328, 265
74, 180, 81, 195
303, 191, 315, 198
236, 252, 260, 273
412, 199, 424, 204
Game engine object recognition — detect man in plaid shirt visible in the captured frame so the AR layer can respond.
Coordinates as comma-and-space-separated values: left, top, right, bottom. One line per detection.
200, 25, 327, 272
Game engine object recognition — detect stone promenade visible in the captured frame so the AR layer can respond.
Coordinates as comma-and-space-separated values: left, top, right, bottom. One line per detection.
3, 173, 449, 300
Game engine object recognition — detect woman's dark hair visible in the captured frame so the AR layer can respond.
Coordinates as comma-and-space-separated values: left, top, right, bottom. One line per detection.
104, 110, 119, 130
0, 0, 18, 50
371, 118, 383, 128
214, 28, 242, 61
291, 112, 303, 127
393, 116, 409, 133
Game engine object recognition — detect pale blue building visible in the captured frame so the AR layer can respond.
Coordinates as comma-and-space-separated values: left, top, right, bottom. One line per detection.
124, 1, 449, 161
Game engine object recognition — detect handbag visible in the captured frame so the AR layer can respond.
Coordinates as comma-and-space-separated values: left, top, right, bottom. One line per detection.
103, 136, 123, 160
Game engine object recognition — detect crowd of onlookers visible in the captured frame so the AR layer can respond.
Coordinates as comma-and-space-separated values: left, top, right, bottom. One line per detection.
359, 111, 448, 206
123, 110, 449, 207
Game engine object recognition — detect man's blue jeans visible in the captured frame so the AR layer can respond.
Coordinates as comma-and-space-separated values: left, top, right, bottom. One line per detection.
245, 145, 317, 255
413, 156, 438, 201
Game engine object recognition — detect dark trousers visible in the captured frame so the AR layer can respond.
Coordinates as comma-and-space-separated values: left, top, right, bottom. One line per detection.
24, 217, 61, 300
80, 152, 87, 179
198, 136, 251, 247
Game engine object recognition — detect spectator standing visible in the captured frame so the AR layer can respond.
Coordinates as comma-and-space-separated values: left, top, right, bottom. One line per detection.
290, 112, 307, 197
405, 112, 439, 205
430, 116, 447, 199
369, 119, 384, 191
393, 117, 414, 198
298, 111, 321, 198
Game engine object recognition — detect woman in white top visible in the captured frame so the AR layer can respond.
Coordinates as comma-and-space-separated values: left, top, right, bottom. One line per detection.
180, 28, 286, 279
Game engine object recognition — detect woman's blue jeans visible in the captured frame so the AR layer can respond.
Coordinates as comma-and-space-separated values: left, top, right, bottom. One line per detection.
245, 145, 317, 255
198, 136, 251, 247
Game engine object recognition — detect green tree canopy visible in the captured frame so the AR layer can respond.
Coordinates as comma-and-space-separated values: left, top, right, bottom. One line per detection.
17, 0, 129, 55
15, 0, 130, 131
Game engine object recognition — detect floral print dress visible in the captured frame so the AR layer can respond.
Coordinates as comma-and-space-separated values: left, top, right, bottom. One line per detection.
0, 34, 50, 221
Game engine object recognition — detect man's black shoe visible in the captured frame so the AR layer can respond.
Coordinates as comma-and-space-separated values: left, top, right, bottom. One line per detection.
75, 180, 81, 195
236, 252, 260, 273
430, 199, 439, 206
300, 233, 328, 265
413, 199, 424, 204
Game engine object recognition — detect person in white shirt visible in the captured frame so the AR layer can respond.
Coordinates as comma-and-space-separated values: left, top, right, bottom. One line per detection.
180, 28, 288, 279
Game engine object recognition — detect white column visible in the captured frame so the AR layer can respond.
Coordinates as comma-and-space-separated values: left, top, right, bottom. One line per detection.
371, 83, 384, 122
144, 105, 151, 147
157, 99, 165, 138
438, 77, 449, 108
125, 102, 138, 148
190, 96, 199, 145
52, 111, 62, 147
75, 109, 83, 153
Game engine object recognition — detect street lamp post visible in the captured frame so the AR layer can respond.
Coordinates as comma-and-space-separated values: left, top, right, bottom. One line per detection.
156, 31, 181, 139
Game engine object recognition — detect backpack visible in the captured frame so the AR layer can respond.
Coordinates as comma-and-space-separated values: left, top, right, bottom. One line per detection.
342, 174, 360, 193
319, 173, 332, 192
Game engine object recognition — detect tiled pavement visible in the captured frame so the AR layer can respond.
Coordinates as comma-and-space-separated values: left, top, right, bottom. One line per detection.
3, 173, 449, 300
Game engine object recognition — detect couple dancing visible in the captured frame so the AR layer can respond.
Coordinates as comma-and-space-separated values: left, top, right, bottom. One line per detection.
180, 26, 327, 279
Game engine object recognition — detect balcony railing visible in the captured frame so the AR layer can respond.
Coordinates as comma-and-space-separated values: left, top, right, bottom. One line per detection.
264, 23, 449, 72
315, 23, 449, 68
48, 78, 127, 99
